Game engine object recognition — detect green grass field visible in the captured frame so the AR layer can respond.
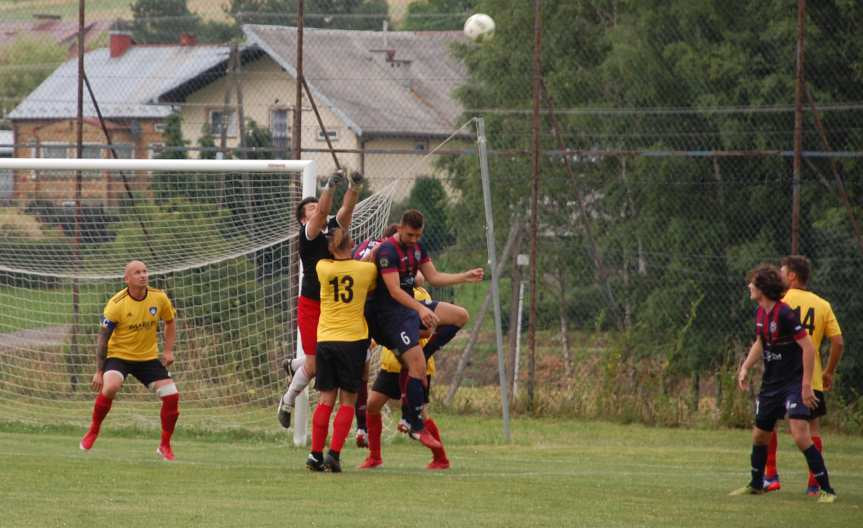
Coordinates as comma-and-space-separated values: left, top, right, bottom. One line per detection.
1, 415, 861, 528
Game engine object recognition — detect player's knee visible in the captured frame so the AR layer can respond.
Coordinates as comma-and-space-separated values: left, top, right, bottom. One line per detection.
455, 306, 469, 327
155, 382, 179, 398
102, 370, 124, 397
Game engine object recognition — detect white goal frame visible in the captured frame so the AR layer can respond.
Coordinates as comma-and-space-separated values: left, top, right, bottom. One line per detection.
1, 157, 317, 441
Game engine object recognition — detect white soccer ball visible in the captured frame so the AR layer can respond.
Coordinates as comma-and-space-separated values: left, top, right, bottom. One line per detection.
464, 13, 495, 42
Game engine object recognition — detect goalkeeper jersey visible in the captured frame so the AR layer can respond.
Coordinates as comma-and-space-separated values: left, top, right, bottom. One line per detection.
101, 287, 175, 361
379, 287, 436, 375
316, 258, 377, 342
782, 288, 842, 392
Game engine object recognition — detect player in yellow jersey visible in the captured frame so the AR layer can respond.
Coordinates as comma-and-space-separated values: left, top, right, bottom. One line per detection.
79, 260, 179, 461
359, 281, 450, 470
763, 255, 843, 495
306, 227, 377, 473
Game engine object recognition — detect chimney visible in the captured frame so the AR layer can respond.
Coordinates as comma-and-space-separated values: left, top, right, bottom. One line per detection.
110, 31, 133, 58
179, 32, 197, 46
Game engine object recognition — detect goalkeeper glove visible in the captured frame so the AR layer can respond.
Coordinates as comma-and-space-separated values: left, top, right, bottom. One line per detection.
324, 169, 345, 190
348, 170, 364, 188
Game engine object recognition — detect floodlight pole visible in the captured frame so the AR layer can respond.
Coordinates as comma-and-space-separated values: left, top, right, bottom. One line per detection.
476, 117, 511, 442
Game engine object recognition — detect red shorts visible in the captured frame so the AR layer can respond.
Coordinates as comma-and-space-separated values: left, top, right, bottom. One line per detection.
297, 295, 321, 356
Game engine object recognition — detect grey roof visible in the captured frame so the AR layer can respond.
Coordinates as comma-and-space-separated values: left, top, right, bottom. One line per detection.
242, 24, 468, 138
8, 45, 237, 120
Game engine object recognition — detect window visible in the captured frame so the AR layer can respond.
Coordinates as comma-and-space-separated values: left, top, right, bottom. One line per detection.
415, 141, 428, 152
148, 143, 164, 159
270, 108, 289, 139
39, 144, 68, 158
209, 109, 237, 137
317, 128, 338, 142
154, 122, 167, 133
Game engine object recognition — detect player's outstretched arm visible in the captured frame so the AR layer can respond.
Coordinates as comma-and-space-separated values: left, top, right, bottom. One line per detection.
737, 337, 762, 391
419, 260, 484, 288
335, 171, 363, 229
307, 169, 343, 238
162, 319, 177, 367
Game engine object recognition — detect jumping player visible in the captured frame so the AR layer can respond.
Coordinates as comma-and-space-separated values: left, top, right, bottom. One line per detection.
278, 169, 363, 428
363, 209, 482, 448
305, 226, 377, 472
360, 282, 449, 470
79, 260, 179, 461
763, 255, 843, 494
730, 264, 836, 503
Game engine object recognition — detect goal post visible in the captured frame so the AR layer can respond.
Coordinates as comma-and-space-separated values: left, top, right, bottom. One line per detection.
0, 157, 390, 436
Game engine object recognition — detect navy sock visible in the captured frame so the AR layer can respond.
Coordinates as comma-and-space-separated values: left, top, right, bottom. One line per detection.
750, 444, 767, 488
803, 444, 833, 493
405, 376, 425, 431
423, 324, 460, 359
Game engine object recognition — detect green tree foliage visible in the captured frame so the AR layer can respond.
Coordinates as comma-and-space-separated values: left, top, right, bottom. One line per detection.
0, 37, 66, 119
225, 0, 389, 30
402, 0, 477, 31
448, 0, 863, 393
131, 0, 201, 43
396, 177, 454, 254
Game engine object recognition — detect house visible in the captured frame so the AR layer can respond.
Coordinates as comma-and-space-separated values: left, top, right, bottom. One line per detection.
0, 14, 111, 55
8, 25, 470, 204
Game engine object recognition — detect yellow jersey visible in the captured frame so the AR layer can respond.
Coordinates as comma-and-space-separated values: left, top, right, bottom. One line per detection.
101, 287, 176, 361
316, 258, 377, 342
782, 288, 842, 391
379, 287, 436, 375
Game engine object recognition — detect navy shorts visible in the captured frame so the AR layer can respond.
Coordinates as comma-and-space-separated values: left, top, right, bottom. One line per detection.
755, 384, 811, 431
315, 339, 369, 393
103, 357, 171, 387
366, 299, 439, 354
371, 370, 432, 403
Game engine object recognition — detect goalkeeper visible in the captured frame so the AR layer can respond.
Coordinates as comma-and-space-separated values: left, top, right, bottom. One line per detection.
79, 260, 179, 461
305, 226, 377, 472
278, 169, 363, 429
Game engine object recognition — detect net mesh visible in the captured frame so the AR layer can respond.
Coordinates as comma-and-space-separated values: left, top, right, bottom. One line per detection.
0, 160, 395, 430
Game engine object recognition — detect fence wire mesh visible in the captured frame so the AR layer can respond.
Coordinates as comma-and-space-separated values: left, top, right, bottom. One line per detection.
1, 0, 862, 426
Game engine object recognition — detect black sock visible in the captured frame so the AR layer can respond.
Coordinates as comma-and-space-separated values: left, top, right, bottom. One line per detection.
803, 444, 833, 493
750, 444, 767, 488
405, 376, 425, 431
355, 382, 368, 430
310, 450, 323, 461
423, 324, 460, 359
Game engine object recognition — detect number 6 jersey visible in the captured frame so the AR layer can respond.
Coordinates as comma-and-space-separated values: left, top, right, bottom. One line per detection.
315, 258, 377, 342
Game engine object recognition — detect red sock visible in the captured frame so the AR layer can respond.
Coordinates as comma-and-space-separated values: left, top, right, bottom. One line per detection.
424, 418, 448, 463
159, 393, 180, 447
367, 411, 382, 460
311, 404, 333, 453
764, 430, 778, 479
808, 436, 823, 487
330, 405, 354, 453
89, 393, 113, 434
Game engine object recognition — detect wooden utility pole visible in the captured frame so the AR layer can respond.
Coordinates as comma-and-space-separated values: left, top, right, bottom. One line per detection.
527, 0, 542, 413
791, 0, 806, 254
292, 0, 304, 160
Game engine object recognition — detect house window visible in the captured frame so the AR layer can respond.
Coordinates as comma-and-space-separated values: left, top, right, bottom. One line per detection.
39, 144, 68, 158
270, 108, 289, 140
317, 129, 338, 142
154, 122, 167, 133
415, 141, 428, 152
209, 109, 237, 137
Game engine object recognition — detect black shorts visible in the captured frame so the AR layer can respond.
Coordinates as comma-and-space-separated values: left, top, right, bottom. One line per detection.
371, 370, 432, 403
755, 383, 811, 432
315, 340, 369, 393
103, 357, 171, 387
809, 390, 827, 420
366, 300, 439, 354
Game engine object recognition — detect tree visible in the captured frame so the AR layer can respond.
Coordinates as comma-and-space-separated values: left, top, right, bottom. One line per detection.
397, 177, 454, 254
401, 0, 477, 31
131, 0, 201, 43
0, 37, 66, 120
225, 0, 389, 30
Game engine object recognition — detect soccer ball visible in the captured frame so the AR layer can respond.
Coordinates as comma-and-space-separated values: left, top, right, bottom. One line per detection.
464, 13, 495, 42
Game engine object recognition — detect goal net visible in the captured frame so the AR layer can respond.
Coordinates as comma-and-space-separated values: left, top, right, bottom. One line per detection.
0, 158, 394, 433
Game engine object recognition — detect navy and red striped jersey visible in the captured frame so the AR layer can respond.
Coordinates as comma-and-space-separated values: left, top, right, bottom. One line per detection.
372, 236, 430, 309
755, 301, 808, 391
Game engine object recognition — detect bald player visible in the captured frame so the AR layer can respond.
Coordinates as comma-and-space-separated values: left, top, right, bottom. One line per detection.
79, 260, 179, 461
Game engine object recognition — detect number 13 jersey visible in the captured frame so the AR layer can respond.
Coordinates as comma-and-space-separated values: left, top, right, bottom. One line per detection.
316, 258, 377, 342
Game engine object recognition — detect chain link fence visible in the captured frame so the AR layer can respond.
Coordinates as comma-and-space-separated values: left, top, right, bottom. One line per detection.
1, 0, 861, 427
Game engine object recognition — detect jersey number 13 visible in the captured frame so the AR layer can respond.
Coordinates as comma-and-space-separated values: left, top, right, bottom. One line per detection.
329, 275, 354, 303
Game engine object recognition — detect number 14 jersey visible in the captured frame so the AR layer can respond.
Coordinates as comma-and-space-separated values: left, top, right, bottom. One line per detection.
316, 258, 377, 342
782, 288, 842, 392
